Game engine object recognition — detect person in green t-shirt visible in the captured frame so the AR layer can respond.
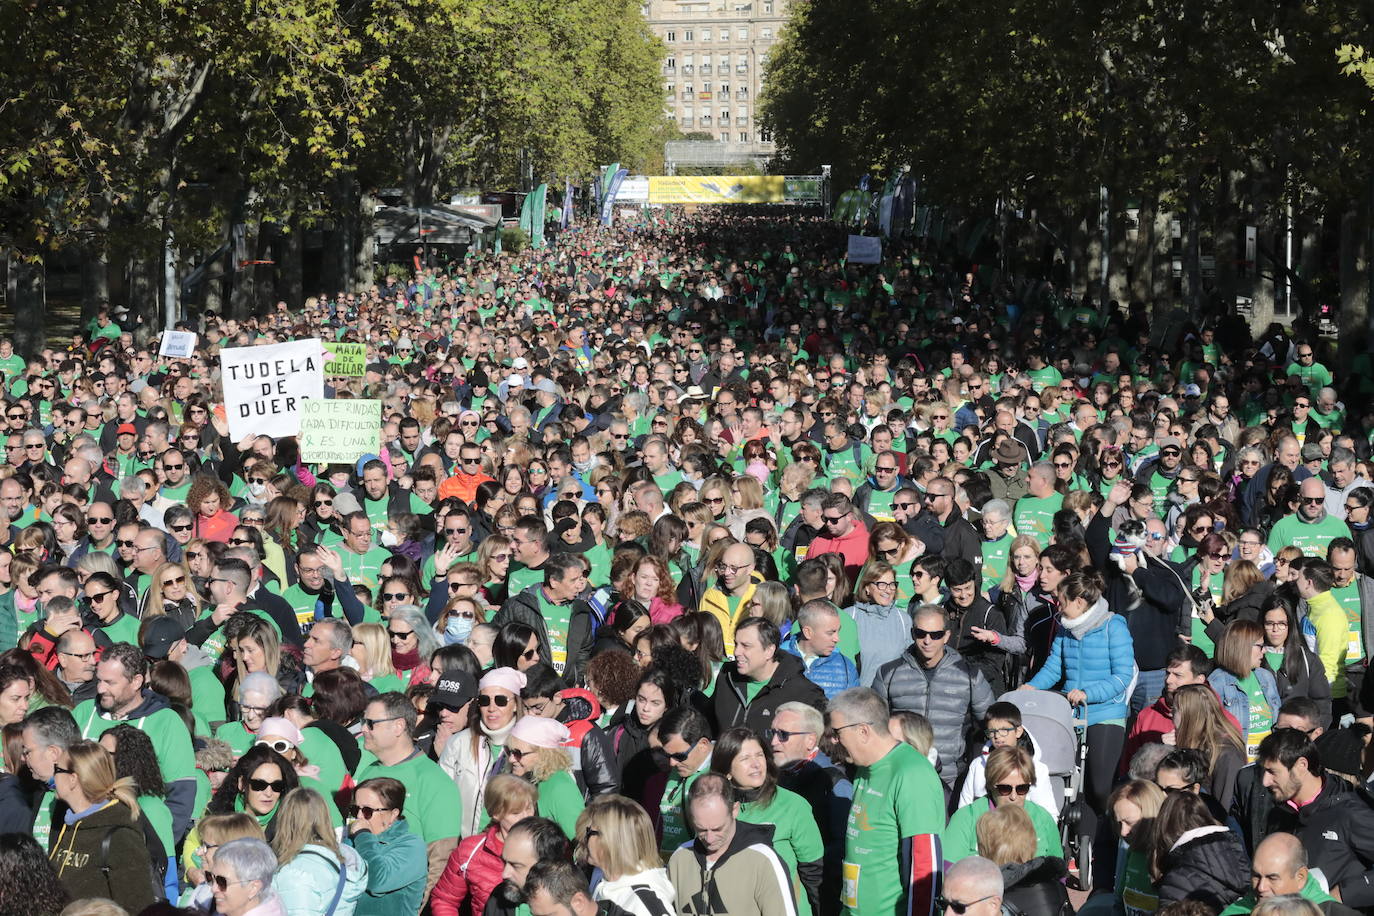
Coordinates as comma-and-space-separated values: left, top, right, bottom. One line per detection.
1013, 464, 1063, 549
830, 688, 944, 916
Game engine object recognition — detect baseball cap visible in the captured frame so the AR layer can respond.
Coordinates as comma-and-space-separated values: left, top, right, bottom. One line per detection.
116, 423, 137, 436
141, 616, 186, 660
332, 492, 363, 516
432, 671, 478, 711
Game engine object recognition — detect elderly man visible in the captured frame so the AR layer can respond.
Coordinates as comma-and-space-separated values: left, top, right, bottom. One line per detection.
1270, 477, 1350, 558
829, 687, 944, 916
941, 857, 1007, 916
1325, 447, 1370, 517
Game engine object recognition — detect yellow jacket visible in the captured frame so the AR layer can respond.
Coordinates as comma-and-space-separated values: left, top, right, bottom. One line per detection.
698, 572, 763, 656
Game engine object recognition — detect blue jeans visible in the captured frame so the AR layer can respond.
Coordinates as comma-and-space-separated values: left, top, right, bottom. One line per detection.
1130, 668, 1166, 720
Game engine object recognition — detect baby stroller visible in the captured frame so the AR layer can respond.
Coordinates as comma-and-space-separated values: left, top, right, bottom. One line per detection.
998, 689, 1092, 888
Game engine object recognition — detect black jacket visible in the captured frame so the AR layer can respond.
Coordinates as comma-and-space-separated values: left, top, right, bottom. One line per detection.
937, 509, 981, 565
493, 589, 596, 686
1000, 857, 1071, 916
710, 651, 827, 735
1087, 511, 1185, 671
944, 596, 1009, 695
1157, 825, 1251, 912
1264, 775, 1374, 908
1271, 646, 1334, 729
558, 689, 620, 799
900, 508, 946, 557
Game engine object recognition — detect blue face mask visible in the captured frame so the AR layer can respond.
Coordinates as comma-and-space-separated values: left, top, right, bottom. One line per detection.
446, 615, 474, 644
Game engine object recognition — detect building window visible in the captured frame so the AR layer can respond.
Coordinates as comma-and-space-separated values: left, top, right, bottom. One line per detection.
665, 30, 676, 42
761, 28, 773, 39
721, 109, 730, 121
683, 29, 693, 40
702, 82, 712, 93
738, 27, 749, 40
759, 127, 773, 141
665, 57, 675, 69
739, 132, 749, 142
682, 64, 693, 74
700, 63, 711, 74
719, 131, 729, 142
666, 83, 675, 94
701, 28, 711, 41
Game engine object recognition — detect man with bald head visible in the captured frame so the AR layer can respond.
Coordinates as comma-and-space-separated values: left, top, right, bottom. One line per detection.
129, 527, 168, 594
1269, 477, 1349, 558
700, 541, 759, 656
941, 856, 1005, 916
1219, 832, 1359, 916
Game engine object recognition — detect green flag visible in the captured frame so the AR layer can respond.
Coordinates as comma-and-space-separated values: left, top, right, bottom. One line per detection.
531, 183, 548, 248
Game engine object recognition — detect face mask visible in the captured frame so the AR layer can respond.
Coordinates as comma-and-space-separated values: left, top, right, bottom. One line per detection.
446, 615, 474, 643
248, 482, 267, 498
380, 530, 400, 547
573, 458, 595, 475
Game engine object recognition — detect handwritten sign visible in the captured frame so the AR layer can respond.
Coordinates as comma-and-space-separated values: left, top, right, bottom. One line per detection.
159, 331, 198, 358
847, 235, 882, 264
323, 342, 366, 376
300, 399, 382, 464
220, 339, 324, 441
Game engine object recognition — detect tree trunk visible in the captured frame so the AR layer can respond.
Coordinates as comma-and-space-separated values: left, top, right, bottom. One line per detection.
1214, 170, 1241, 315
10, 256, 46, 356
1339, 186, 1373, 373
278, 215, 304, 308
228, 216, 258, 321
321, 176, 357, 295
1130, 193, 1157, 304
352, 190, 378, 291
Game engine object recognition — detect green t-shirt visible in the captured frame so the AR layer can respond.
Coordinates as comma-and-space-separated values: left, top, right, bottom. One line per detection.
96, 613, 141, 646
659, 768, 704, 857
72, 700, 196, 790
537, 590, 573, 676
187, 665, 228, 729
1267, 512, 1349, 559
1237, 671, 1273, 762
741, 787, 824, 916
842, 742, 945, 916
1013, 494, 1063, 549
535, 769, 586, 838
353, 750, 462, 844
338, 545, 394, 590
507, 562, 544, 599
1119, 848, 1158, 916
939, 797, 1062, 864
979, 534, 1013, 595
1332, 582, 1364, 663
215, 720, 256, 757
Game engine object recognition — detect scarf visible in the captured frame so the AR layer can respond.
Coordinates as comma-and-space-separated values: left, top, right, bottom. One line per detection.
1014, 573, 1038, 593
1060, 597, 1110, 637
392, 647, 423, 672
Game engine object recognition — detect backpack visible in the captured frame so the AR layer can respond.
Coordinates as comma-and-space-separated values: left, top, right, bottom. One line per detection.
98, 819, 167, 904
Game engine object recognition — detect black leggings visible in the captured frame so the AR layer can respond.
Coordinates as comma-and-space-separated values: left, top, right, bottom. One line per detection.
1080, 723, 1125, 848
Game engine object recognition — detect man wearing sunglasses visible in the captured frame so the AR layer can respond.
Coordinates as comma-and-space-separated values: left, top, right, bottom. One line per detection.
656, 706, 716, 859
355, 692, 462, 896
873, 606, 994, 789
939, 856, 1007, 916
1269, 478, 1349, 560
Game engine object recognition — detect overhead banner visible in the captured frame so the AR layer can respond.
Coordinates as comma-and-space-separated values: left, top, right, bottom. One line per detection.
648, 176, 785, 204
783, 177, 822, 202
322, 342, 366, 376
847, 235, 882, 264
600, 168, 628, 226
159, 331, 198, 358
220, 338, 325, 441
300, 398, 381, 465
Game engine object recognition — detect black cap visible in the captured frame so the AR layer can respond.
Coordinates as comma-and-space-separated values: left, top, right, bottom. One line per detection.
469, 369, 489, 391
141, 616, 186, 660
431, 670, 478, 711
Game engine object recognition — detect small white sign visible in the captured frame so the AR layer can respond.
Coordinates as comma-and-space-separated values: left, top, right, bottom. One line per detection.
847, 235, 882, 264
159, 331, 198, 358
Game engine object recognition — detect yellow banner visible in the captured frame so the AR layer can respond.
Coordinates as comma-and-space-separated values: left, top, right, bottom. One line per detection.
647, 176, 785, 204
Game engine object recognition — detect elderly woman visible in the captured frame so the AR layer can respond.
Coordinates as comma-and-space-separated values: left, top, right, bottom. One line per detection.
217, 671, 283, 755
503, 714, 585, 837
347, 776, 428, 916
430, 774, 537, 916
210, 837, 286, 916
386, 604, 440, 686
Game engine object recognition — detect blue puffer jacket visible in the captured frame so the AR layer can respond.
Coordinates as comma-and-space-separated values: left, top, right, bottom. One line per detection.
1027, 599, 1135, 725
780, 633, 860, 700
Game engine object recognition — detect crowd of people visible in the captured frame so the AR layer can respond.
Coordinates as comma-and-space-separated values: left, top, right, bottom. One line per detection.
0, 207, 1368, 916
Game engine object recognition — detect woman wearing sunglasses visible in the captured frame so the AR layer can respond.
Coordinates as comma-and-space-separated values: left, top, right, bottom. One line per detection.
47, 740, 157, 914
180, 812, 265, 912
347, 777, 428, 916
205, 743, 300, 838
141, 560, 200, 630
939, 745, 1063, 866
501, 715, 585, 838
441, 666, 525, 836
254, 717, 345, 826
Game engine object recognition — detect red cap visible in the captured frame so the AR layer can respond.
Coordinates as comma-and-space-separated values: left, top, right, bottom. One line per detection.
116, 423, 137, 436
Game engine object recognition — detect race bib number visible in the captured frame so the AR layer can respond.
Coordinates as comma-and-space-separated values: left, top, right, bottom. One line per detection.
551, 648, 567, 675
1246, 729, 1271, 763
842, 861, 860, 910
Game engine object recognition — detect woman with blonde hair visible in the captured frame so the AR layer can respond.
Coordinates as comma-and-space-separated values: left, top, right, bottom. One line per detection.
140, 559, 200, 629
477, 534, 513, 608
503, 715, 584, 837
844, 561, 909, 686
350, 622, 404, 693
47, 741, 156, 914
746, 580, 794, 635
1172, 683, 1247, 807
228, 612, 302, 697
181, 812, 265, 910
1214, 559, 1272, 641
975, 804, 1071, 916
271, 787, 367, 915
575, 794, 676, 916
1208, 619, 1280, 762
431, 774, 537, 916
1110, 779, 1166, 916
698, 476, 734, 524
941, 746, 1062, 864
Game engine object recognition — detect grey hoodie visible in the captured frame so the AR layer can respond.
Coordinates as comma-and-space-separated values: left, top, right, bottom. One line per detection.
845, 601, 912, 687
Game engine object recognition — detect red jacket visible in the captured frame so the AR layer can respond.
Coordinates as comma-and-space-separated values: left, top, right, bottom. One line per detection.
431, 823, 505, 916
1120, 692, 1242, 776
807, 519, 871, 583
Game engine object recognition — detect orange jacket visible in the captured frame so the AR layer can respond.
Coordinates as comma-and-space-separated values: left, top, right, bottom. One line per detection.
438, 471, 494, 505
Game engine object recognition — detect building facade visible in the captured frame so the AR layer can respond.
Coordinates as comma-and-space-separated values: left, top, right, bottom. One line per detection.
642, 0, 791, 155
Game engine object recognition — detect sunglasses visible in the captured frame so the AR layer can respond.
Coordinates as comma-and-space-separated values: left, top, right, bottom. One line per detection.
170, 523, 193, 532
938, 895, 996, 915
87, 516, 113, 525
247, 777, 287, 793
348, 804, 395, 819
913, 628, 947, 640
254, 738, 293, 754
994, 782, 1031, 797
479, 694, 512, 707
205, 872, 249, 892
388, 629, 415, 640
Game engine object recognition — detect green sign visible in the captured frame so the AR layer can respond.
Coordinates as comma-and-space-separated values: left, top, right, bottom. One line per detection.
323, 342, 366, 376
300, 399, 381, 465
